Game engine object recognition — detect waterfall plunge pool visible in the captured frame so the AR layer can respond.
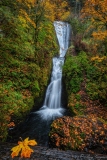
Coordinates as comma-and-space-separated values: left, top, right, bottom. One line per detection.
8, 21, 71, 147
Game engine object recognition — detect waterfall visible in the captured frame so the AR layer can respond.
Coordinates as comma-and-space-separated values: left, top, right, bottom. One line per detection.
9, 21, 71, 146
36, 21, 71, 120
54, 21, 71, 57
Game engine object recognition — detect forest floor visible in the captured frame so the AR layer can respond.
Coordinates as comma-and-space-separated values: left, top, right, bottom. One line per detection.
0, 143, 107, 160
0, 99, 107, 160
79, 89, 107, 121
1, 80, 107, 159
79, 79, 107, 122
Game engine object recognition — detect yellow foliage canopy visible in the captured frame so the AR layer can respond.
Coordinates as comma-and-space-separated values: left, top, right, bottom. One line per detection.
44, 0, 70, 21
92, 30, 107, 40
11, 137, 37, 158
17, 0, 35, 8
17, 0, 37, 28
81, 0, 107, 40
16, 0, 70, 31
19, 9, 36, 28
17, 0, 70, 24
91, 56, 106, 62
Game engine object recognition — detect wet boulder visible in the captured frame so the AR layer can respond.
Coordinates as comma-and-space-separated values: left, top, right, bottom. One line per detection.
49, 116, 107, 154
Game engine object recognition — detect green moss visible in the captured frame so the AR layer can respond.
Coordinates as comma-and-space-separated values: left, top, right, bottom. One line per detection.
80, 132, 86, 139
63, 50, 107, 117
0, 8, 58, 140
63, 51, 89, 95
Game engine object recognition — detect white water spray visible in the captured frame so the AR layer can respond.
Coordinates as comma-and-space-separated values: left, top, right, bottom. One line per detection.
36, 21, 71, 120
54, 21, 71, 57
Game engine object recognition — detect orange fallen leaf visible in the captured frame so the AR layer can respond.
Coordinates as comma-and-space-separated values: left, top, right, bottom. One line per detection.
11, 137, 37, 158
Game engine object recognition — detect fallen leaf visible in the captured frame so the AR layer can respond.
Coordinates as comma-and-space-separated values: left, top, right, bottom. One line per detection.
11, 137, 37, 158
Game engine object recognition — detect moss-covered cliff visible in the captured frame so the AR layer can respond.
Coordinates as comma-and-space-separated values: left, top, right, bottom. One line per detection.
0, 2, 58, 140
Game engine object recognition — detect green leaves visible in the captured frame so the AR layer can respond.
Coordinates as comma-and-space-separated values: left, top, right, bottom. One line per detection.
63, 51, 88, 94
63, 49, 107, 110
0, 0, 59, 141
86, 56, 107, 102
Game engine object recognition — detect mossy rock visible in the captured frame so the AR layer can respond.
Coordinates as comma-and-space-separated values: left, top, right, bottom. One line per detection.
49, 116, 107, 154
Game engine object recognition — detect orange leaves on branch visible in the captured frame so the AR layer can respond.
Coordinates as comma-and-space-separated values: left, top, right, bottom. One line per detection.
92, 30, 107, 41
91, 56, 106, 62
19, 9, 36, 28
17, 0, 70, 27
17, 0, 37, 28
44, 0, 70, 21
11, 137, 37, 158
81, 0, 107, 22
17, 0, 35, 8
81, 0, 107, 40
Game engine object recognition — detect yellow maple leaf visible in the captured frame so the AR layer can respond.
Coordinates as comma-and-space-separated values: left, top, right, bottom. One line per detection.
11, 137, 37, 158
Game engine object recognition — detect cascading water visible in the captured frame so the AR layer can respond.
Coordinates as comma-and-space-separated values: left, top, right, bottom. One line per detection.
10, 21, 71, 146
54, 21, 71, 57
36, 21, 71, 120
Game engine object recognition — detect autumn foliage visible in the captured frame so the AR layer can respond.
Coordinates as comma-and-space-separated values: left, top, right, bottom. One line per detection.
45, 0, 70, 21
11, 137, 37, 158
50, 116, 107, 154
81, 0, 107, 40
1, 0, 107, 151
0, 0, 59, 141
